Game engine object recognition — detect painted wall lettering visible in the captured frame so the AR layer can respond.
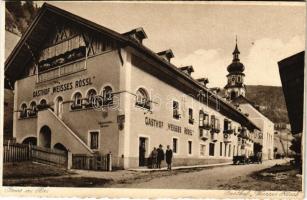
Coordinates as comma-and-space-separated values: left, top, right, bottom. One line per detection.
32, 77, 93, 97
33, 88, 50, 97
145, 117, 164, 128
75, 77, 92, 88
168, 123, 181, 133
184, 128, 193, 136
52, 82, 73, 93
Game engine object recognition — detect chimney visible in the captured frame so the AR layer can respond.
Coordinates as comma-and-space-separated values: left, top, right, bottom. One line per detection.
196, 78, 209, 87
179, 65, 194, 76
157, 49, 174, 62
123, 27, 147, 44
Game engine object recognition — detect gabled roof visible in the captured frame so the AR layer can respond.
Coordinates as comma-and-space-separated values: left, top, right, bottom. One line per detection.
232, 95, 274, 123
5, 3, 129, 82
5, 3, 260, 132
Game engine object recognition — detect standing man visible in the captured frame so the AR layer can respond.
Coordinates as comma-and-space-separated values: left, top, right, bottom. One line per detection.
166, 145, 173, 170
151, 147, 158, 169
157, 144, 165, 169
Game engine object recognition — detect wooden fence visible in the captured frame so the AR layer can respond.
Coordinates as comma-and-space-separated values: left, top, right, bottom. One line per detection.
31, 146, 68, 168
3, 143, 112, 171
72, 153, 112, 171
3, 143, 30, 163
3, 143, 67, 168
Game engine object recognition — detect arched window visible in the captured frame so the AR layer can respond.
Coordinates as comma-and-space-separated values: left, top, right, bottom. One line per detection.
55, 96, 64, 116
40, 99, 47, 106
20, 103, 28, 118
102, 86, 113, 105
86, 89, 97, 107
72, 92, 82, 110
37, 99, 48, 110
136, 88, 150, 109
29, 101, 37, 117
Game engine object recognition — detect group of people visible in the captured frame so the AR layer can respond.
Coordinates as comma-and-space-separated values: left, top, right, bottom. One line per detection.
150, 144, 173, 170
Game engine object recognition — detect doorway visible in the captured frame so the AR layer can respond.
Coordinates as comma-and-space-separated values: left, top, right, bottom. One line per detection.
39, 125, 51, 148
139, 137, 148, 167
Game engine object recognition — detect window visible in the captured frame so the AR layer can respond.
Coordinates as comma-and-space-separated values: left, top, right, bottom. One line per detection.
188, 108, 193, 124
173, 138, 178, 154
200, 144, 206, 156
86, 89, 97, 107
211, 115, 215, 128
224, 143, 227, 156
199, 111, 209, 129
238, 76, 241, 83
102, 86, 113, 105
136, 88, 150, 109
199, 111, 204, 127
209, 143, 215, 156
37, 99, 48, 110
72, 92, 82, 110
228, 144, 231, 157
220, 142, 223, 156
188, 141, 192, 155
224, 119, 232, 133
215, 118, 220, 132
173, 101, 180, 119
29, 101, 37, 117
20, 103, 27, 118
40, 99, 47, 106
89, 131, 99, 150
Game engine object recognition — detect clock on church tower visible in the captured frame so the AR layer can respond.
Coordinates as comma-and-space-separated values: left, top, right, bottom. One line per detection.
224, 38, 246, 100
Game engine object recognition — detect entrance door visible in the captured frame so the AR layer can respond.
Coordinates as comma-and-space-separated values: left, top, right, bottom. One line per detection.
139, 137, 148, 167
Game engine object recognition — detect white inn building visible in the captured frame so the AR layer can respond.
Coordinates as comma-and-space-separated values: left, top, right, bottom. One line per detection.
6, 3, 265, 169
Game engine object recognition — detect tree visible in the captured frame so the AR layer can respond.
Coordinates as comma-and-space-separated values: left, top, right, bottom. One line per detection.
6, 1, 40, 34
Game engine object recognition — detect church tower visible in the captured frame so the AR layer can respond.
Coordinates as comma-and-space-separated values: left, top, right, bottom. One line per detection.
224, 38, 246, 100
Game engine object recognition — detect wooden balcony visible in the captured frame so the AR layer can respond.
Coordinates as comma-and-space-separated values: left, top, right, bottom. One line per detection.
37, 59, 86, 83
211, 132, 218, 142
200, 130, 209, 140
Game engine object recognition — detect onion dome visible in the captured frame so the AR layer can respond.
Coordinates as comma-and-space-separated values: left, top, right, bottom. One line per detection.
227, 41, 245, 73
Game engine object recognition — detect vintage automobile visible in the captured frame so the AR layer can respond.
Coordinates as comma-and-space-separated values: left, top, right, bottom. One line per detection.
248, 154, 262, 164
233, 155, 250, 165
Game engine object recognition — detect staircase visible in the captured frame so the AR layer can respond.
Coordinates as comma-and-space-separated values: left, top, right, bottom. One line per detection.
37, 109, 93, 154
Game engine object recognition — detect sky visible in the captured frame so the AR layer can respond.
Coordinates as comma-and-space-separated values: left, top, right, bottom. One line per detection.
38, 1, 305, 88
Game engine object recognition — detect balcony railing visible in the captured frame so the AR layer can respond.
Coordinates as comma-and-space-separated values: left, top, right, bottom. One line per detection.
37, 59, 86, 83
135, 101, 151, 110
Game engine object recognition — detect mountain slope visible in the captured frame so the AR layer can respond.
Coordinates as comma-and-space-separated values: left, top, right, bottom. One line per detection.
245, 85, 289, 123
